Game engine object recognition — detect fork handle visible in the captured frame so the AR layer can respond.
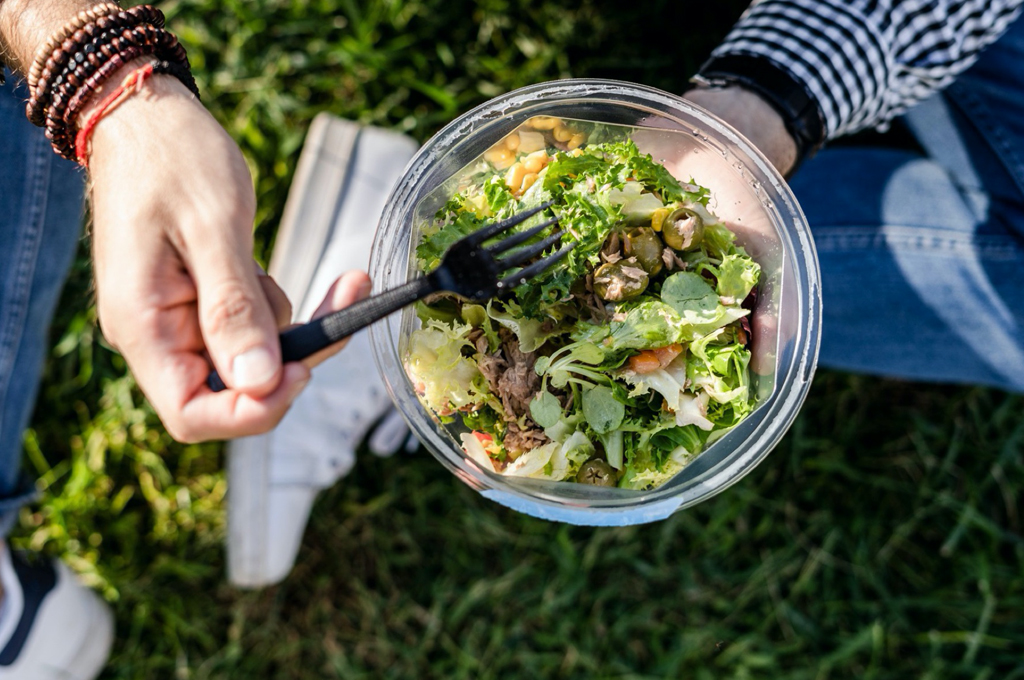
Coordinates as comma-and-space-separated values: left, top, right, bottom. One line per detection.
206, 276, 435, 392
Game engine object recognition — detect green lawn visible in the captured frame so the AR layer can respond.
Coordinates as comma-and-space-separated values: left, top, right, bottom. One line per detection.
18, 0, 1024, 677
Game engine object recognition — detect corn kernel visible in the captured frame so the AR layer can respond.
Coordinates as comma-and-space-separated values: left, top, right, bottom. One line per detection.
553, 125, 573, 142
528, 116, 561, 130
651, 207, 670, 232
567, 133, 587, 150
521, 172, 539, 192
523, 150, 547, 174
505, 133, 520, 151
569, 148, 584, 157
484, 146, 515, 169
505, 162, 527, 191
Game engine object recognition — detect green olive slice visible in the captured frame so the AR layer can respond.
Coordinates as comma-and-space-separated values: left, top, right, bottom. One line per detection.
662, 207, 704, 251
592, 258, 649, 301
624, 228, 664, 276
577, 458, 616, 486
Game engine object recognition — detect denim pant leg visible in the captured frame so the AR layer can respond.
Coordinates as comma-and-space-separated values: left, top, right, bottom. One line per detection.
790, 144, 1024, 393
788, 16, 1024, 394
0, 74, 85, 535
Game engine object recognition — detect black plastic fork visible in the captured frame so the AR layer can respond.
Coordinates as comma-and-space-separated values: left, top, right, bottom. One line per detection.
207, 201, 573, 392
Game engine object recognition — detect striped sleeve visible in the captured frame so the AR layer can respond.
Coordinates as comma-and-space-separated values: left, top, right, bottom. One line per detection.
709, 0, 1024, 139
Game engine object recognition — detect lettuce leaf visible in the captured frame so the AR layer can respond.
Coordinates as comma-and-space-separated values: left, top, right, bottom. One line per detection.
505, 430, 594, 481
486, 299, 564, 352
716, 253, 761, 303
405, 320, 490, 414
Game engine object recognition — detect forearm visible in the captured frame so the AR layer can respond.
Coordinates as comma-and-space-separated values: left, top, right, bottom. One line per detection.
0, 0, 98, 74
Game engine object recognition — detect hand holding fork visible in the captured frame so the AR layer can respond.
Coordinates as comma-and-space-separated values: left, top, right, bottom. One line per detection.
208, 202, 572, 391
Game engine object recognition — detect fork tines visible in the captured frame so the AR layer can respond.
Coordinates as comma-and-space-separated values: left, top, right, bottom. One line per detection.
497, 242, 576, 290
465, 200, 555, 246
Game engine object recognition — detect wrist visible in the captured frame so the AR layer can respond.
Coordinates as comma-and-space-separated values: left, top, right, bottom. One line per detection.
86, 68, 199, 164
77, 58, 199, 167
684, 85, 799, 177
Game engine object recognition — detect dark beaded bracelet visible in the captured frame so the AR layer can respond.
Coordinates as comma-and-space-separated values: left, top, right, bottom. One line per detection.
45, 46, 151, 158
40, 21, 172, 130
64, 30, 180, 123
47, 36, 190, 160
37, 23, 144, 126
29, 10, 143, 122
27, 5, 164, 124
27, 3, 121, 92
152, 59, 200, 99
57, 25, 174, 123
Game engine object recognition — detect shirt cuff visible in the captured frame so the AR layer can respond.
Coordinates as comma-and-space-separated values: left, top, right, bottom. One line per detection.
709, 0, 891, 139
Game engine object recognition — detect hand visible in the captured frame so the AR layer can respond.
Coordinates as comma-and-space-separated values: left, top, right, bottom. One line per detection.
683, 85, 799, 177
631, 84, 801, 377
87, 71, 370, 442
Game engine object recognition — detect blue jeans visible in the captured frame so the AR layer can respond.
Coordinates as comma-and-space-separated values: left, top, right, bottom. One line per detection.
0, 72, 85, 535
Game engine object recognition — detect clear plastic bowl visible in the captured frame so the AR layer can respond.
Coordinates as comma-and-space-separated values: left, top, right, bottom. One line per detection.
369, 79, 821, 526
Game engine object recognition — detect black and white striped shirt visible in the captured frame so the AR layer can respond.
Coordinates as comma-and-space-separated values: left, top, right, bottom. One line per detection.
711, 0, 1024, 139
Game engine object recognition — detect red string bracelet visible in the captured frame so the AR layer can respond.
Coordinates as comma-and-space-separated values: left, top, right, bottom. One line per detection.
74, 61, 156, 167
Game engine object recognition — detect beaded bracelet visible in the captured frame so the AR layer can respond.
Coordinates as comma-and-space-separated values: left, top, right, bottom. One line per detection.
26, 4, 198, 162
27, 5, 165, 125
27, 2, 121, 92
51, 24, 177, 124
45, 39, 190, 160
42, 28, 151, 129
46, 45, 195, 160
64, 36, 185, 124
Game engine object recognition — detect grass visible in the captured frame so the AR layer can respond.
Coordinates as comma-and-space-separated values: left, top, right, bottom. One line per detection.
16, 0, 1024, 677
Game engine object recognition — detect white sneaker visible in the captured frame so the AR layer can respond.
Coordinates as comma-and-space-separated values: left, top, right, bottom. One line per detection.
0, 546, 113, 680
227, 113, 419, 588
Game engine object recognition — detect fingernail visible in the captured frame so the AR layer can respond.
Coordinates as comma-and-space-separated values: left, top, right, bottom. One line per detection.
287, 377, 310, 403
232, 346, 277, 389
358, 280, 372, 298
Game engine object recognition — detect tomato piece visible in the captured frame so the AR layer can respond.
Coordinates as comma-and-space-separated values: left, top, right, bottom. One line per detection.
473, 431, 494, 444
628, 351, 662, 374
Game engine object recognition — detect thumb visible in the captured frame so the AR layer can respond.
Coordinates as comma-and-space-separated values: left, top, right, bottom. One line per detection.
190, 238, 282, 396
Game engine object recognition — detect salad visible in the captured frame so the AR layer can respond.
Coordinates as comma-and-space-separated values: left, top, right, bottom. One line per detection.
405, 117, 761, 490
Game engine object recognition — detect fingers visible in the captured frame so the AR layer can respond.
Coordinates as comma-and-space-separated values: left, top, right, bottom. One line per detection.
257, 267, 293, 327
188, 234, 284, 397
164, 270, 369, 441
300, 270, 372, 369
172, 357, 311, 442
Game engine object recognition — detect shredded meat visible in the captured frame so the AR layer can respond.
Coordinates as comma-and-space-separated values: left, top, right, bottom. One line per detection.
572, 272, 609, 322
504, 419, 549, 458
475, 328, 550, 457
662, 247, 687, 271
497, 330, 541, 417
472, 330, 490, 356
601, 231, 621, 261
477, 351, 506, 394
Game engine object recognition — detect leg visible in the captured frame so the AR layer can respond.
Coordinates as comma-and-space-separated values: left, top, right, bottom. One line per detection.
790, 145, 1024, 393
0, 74, 85, 535
0, 71, 114, 680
